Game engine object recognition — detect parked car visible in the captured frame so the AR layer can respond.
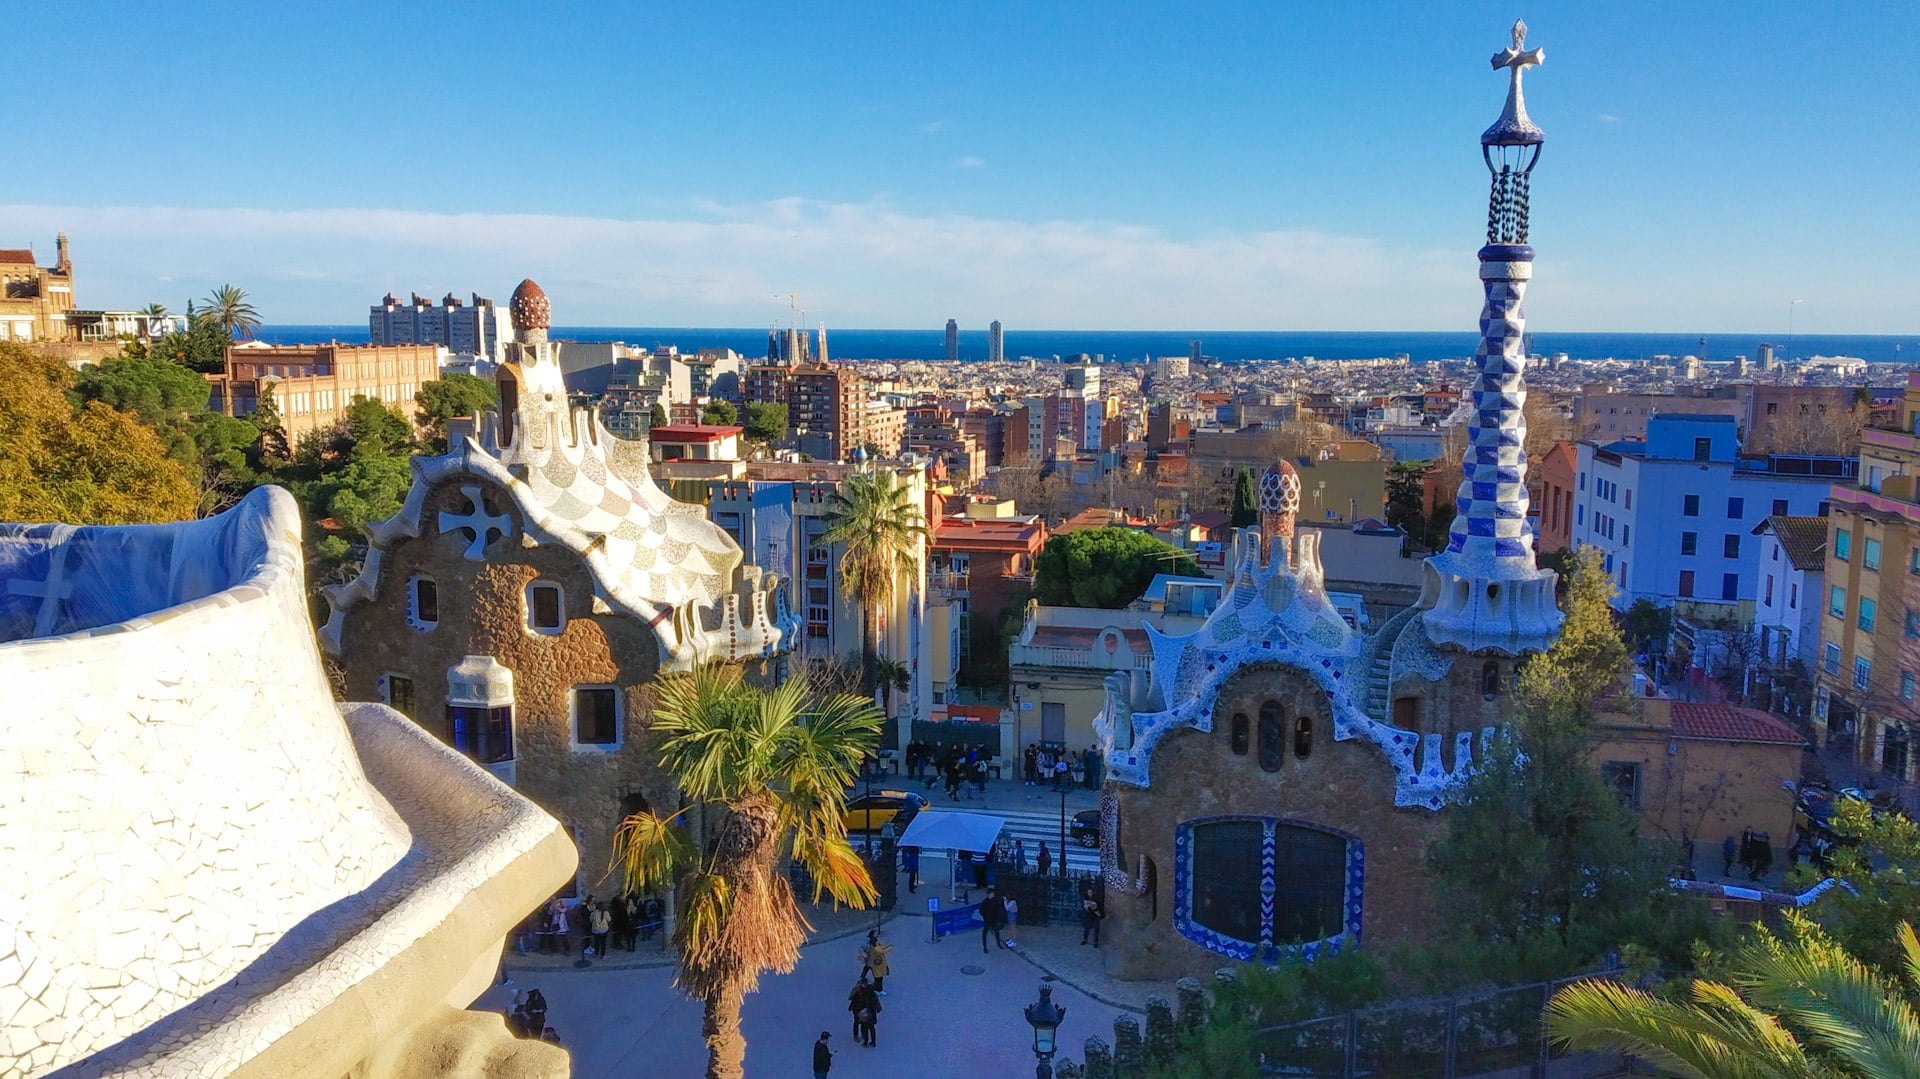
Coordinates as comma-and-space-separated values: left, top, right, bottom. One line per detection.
1070, 808, 1101, 848
843, 790, 928, 834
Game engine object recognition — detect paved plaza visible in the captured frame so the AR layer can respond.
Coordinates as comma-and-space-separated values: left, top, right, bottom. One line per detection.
485, 914, 1132, 1078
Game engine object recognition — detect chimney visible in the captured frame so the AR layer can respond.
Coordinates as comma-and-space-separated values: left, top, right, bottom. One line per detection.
55, 233, 70, 274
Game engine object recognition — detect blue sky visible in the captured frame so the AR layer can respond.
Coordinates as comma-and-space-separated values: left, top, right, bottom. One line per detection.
6, 2, 1918, 332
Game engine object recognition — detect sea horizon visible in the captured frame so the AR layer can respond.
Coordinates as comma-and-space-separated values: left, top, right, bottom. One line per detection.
251, 326, 1920, 366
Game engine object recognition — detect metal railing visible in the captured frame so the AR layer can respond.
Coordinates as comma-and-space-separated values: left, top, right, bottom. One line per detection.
1251, 974, 1637, 1079
1007, 643, 1153, 671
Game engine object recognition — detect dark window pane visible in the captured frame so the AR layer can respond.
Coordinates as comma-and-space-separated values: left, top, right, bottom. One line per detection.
1294, 716, 1313, 759
1230, 713, 1249, 756
577, 687, 618, 744
449, 703, 514, 763
415, 579, 439, 623
531, 584, 562, 629
387, 674, 414, 718
1271, 825, 1347, 943
1257, 703, 1283, 772
1191, 819, 1264, 944
486, 706, 515, 763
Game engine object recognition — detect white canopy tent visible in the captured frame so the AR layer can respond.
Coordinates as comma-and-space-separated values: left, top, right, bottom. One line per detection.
895, 810, 1006, 901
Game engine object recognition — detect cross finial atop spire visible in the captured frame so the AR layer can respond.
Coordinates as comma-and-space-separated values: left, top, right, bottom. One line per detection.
1483, 18, 1546, 146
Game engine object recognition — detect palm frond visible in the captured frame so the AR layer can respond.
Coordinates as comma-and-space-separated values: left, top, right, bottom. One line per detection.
789, 827, 877, 907
675, 869, 734, 959
1546, 977, 1815, 1079
607, 809, 696, 895
1737, 916, 1920, 1079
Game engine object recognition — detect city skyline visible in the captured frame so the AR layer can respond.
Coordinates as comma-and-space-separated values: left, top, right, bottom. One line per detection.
5, 3, 1918, 333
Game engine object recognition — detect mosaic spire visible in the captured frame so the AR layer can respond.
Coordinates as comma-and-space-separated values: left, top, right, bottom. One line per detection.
1420, 19, 1561, 655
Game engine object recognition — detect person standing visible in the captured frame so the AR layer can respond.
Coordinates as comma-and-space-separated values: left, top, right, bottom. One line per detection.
1024, 743, 1039, 786
979, 887, 1008, 952
1013, 838, 1027, 872
1720, 834, 1737, 877
813, 1031, 834, 1078
903, 844, 920, 894
1036, 842, 1053, 878
1085, 744, 1103, 788
589, 901, 611, 957
1053, 756, 1070, 792
1080, 887, 1104, 946
1004, 893, 1019, 949
860, 930, 892, 994
611, 893, 632, 952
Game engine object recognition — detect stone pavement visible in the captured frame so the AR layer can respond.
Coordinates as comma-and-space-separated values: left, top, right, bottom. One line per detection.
484, 911, 1130, 1078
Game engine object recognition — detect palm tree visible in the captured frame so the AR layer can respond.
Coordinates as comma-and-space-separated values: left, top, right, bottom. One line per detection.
821, 468, 927, 696
609, 665, 883, 1079
874, 656, 910, 718
139, 302, 169, 346
200, 284, 261, 341
1546, 916, 1920, 1079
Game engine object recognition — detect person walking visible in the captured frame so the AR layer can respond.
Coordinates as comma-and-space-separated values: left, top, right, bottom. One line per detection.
1036, 842, 1053, 878
902, 844, 920, 894
979, 887, 1009, 952
1080, 887, 1104, 946
1720, 834, 1737, 877
523, 988, 548, 1040
860, 930, 892, 994
1004, 893, 1019, 949
813, 1031, 834, 1078
971, 755, 988, 798
588, 901, 611, 957
848, 979, 879, 1046
610, 894, 632, 952
1012, 838, 1027, 872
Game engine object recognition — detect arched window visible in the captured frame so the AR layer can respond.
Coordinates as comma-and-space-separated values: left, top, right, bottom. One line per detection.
1182, 818, 1352, 956
1257, 702, 1284, 772
1294, 716, 1313, 759
1481, 661, 1500, 698
1230, 713, 1249, 756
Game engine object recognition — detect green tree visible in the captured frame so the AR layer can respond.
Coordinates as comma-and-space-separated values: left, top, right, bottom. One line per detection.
200, 284, 261, 341
743, 401, 788, 443
1032, 528, 1204, 609
251, 382, 291, 469
608, 666, 882, 1079
701, 398, 739, 426
152, 308, 233, 373
1228, 468, 1258, 528
650, 402, 669, 429
873, 656, 910, 717
0, 342, 199, 525
73, 351, 215, 461
1385, 459, 1431, 545
822, 469, 927, 694
344, 394, 413, 455
1800, 801, 1920, 979
1624, 597, 1672, 657
1547, 915, 1920, 1079
414, 373, 498, 453
1429, 546, 1653, 945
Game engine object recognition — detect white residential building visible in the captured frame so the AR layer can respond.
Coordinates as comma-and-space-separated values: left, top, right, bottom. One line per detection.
1573, 414, 1853, 615
1752, 515, 1827, 673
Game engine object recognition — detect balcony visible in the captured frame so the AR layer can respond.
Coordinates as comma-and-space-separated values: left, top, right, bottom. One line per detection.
929, 570, 970, 595
1008, 642, 1152, 671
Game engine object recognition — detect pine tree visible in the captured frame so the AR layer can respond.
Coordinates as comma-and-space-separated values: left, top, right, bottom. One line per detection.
1229, 468, 1258, 527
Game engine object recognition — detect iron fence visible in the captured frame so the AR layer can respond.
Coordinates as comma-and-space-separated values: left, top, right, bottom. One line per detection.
1251, 975, 1642, 1078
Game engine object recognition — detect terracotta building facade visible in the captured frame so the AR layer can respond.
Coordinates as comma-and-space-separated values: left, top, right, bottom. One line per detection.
324, 280, 794, 893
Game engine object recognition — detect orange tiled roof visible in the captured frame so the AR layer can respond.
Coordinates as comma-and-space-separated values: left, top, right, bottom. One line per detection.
1670, 702, 1805, 746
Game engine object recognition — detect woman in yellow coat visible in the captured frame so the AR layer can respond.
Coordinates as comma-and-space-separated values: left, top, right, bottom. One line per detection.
859, 929, 892, 994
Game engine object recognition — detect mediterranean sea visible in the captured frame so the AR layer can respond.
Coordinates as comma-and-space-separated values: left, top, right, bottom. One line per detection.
253, 327, 1919, 365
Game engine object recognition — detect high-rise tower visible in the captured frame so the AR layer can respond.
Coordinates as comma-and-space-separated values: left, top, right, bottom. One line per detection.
1419, 19, 1562, 655
988, 320, 1004, 364
945, 318, 959, 361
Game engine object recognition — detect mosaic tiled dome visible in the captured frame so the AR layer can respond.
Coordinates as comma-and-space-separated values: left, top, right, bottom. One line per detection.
509, 279, 550, 332
1259, 460, 1301, 516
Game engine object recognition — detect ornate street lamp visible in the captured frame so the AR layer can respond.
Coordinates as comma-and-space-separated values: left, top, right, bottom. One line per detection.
1024, 982, 1067, 1078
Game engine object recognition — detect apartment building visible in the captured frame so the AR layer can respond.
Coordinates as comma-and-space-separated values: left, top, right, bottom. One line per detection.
1815, 373, 1920, 780
208, 342, 443, 440
1573, 415, 1851, 616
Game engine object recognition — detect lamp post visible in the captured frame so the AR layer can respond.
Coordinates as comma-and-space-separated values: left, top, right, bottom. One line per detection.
1024, 982, 1067, 1079
1057, 782, 1068, 878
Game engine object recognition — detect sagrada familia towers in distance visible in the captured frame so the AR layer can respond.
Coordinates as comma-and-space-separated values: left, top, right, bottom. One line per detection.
1091, 21, 1566, 978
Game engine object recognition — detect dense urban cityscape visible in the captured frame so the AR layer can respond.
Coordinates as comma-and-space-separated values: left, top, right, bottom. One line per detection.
4, 9, 1920, 1079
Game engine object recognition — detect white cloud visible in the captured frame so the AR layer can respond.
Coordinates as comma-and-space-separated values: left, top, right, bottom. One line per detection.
956, 155, 986, 169
0, 199, 1467, 329
921, 119, 947, 134
1596, 113, 1622, 125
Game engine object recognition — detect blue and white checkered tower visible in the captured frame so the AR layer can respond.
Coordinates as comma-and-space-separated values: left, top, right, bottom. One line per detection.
1419, 19, 1563, 655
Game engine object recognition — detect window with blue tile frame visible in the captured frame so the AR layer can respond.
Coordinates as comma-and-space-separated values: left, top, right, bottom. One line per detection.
1175, 816, 1363, 961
